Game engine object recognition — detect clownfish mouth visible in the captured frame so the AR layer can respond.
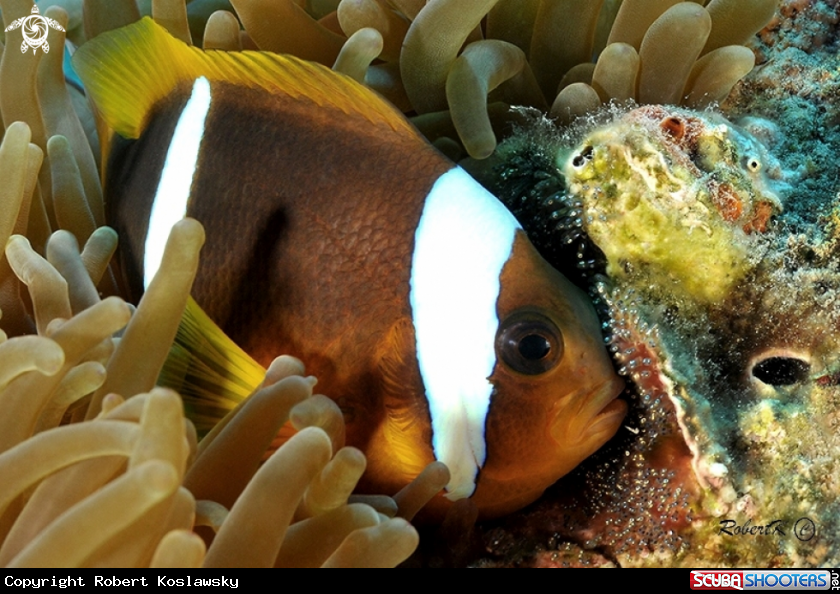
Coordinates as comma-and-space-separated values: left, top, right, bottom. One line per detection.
549, 376, 627, 451
574, 376, 628, 445
588, 390, 629, 439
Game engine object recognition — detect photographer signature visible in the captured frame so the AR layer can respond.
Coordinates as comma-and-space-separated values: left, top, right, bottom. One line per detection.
718, 517, 816, 542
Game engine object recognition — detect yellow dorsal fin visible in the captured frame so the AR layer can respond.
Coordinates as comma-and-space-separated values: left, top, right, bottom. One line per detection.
158, 296, 265, 435
72, 17, 417, 140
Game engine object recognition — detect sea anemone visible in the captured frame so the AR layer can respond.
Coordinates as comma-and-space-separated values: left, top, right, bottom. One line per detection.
216, 0, 774, 156
0, 173, 443, 568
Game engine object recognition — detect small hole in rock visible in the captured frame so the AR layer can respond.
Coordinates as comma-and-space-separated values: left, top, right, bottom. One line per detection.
661, 117, 685, 140
752, 357, 810, 386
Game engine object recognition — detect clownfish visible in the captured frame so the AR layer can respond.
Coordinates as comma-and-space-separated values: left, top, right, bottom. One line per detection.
73, 18, 626, 519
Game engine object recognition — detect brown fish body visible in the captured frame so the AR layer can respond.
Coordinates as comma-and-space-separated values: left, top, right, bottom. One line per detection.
109, 81, 445, 486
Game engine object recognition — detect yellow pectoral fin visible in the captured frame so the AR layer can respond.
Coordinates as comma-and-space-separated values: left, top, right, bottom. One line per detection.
370, 319, 435, 482
158, 296, 265, 434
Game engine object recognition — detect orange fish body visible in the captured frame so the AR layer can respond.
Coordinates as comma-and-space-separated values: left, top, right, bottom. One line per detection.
75, 19, 626, 519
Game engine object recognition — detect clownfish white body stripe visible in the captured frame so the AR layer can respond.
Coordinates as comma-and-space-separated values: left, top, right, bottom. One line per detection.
144, 76, 211, 289
411, 166, 520, 500
74, 17, 628, 520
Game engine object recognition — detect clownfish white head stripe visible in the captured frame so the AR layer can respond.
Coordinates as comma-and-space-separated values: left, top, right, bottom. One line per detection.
410, 166, 521, 500
144, 76, 212, 289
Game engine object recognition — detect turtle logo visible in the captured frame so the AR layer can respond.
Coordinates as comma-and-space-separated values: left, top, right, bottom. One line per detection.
4, 5, 65, 54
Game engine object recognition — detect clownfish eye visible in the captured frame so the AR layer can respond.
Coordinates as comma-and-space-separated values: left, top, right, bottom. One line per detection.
519, 334, 551, 359
496, 311, 564, 375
